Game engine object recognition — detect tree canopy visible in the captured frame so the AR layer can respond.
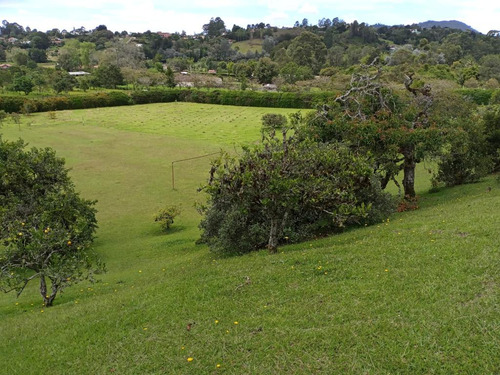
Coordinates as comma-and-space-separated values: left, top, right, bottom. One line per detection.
0, 136, 104, 306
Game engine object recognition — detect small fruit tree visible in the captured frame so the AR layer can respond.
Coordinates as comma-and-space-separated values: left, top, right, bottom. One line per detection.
0, 136, 104, 306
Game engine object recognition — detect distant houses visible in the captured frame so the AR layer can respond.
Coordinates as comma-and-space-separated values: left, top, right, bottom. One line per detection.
68, 71, 90, 76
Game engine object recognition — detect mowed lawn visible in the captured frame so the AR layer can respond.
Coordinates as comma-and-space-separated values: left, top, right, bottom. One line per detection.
0, 103, 499, 374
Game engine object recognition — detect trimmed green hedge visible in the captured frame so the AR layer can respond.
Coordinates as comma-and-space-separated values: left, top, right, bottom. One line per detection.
0, 91, 132, 113
131, 88, 334, 109
0, 88, 337, 113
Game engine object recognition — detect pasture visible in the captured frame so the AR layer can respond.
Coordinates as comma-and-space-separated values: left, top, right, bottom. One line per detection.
0, 102, 499, 374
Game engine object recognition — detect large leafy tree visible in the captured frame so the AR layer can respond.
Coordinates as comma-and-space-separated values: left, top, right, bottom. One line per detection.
287, 31, 327, 74
0, 137, 104, 306
305, 62, 445, 198
203, 17, 226, 38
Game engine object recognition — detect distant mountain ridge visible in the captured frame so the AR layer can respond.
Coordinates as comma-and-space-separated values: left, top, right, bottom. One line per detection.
418, 20, 478, 33
372, 20, 480, 33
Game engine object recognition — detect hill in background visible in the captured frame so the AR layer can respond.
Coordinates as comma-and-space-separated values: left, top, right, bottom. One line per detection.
418, 20, 479, 33
372, 19, 479, 33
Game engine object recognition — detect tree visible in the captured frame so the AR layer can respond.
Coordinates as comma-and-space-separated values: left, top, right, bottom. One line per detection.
12, 73, 34, 95
279, 62, 313, 84
164, 66, 176, 88
30, 32, 50, 50
0, 137, 104, 306
57, 48, 81, 71
262, 36, 276, 55
92, 64, 124, 88
11, 50, 29, 66
452, 59, 479, 86
432, 115, 492, 187
203, 17, 226, 38
28, 48, 48, 63
254, 57, 279, 84
287, 31, 327, 74
52, 71, 77, 93
479, 55, 500, 82
79, 42, 96, 69
198, 117, 393, 254
305, 62, 444, 199
96, 38, 144, 69
480, 105, 500, 171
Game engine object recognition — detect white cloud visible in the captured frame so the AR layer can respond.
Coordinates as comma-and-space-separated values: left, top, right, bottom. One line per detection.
299, 3, 319, 14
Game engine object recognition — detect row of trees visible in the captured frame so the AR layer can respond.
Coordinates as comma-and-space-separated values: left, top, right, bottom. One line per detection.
2, 18, 500, 88
0, 63, 127, 95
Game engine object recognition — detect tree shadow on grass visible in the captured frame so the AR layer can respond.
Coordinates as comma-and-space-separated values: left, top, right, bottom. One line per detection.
147, 224, 188, 237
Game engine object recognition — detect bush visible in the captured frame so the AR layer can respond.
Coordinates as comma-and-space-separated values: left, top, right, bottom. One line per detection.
481, 105, 500, 171
433, 117, 493, 186
154, 205, 181, 231
490, 90, 500, 105
458, 88, 494, 105
198, 131, 394, 255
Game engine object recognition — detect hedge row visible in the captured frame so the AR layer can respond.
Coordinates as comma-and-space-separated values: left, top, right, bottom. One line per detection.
0, 89, 337, 114
0, 91, 132, 113
130, 88, 335, 109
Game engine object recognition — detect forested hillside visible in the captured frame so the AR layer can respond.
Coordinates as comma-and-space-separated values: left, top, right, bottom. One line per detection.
1, 17, 500, 94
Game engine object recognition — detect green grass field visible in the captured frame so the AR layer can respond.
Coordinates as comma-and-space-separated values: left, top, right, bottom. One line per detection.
0, 103, 499, 374
231, 39, 263, 54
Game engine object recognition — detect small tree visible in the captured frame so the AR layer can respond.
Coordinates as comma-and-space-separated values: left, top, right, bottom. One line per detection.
164, 66, 176, 88
254, 57, 279, 84
12, 73, 34, 95
0, 137, 104, 306
52, 71, 77, 93
481, 105, 500, 171
93, 64, 124, 89
154, 205, 181, 231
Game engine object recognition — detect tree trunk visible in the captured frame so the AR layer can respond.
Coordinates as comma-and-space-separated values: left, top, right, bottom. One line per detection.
402, 148, 416, 199
39, 275, 57, 307
267, 218, 279, 253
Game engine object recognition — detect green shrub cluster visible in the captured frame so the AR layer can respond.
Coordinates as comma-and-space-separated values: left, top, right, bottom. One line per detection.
198, 131, 395, 255
457, 88, 497, 105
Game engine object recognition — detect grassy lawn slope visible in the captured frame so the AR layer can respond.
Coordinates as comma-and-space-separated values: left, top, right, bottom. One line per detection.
0, 103, 498, 374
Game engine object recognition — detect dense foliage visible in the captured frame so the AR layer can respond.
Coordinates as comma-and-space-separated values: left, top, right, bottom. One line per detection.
1, 18, 500, 95
198, 121, 395, 254
0, 136, 104, 306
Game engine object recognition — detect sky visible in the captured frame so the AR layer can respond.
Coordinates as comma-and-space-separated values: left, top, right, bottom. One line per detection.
1, 0, 498, 35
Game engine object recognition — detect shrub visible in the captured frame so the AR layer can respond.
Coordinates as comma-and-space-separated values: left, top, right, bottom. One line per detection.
433, 117, 493, 186
198, 130, 394, 255
458, 88, 494, 105
154, 205, 181, 231
480, 105, 500, 171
